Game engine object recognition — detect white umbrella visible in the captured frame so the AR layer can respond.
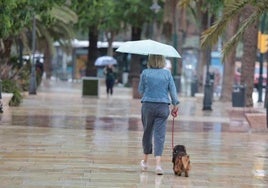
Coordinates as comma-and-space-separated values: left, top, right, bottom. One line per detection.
94, 56, 117, 66
116, 39, 181, 58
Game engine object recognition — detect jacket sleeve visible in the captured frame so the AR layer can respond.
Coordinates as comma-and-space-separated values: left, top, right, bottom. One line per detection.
138, 72, 145, 95
168, 74, 179, 106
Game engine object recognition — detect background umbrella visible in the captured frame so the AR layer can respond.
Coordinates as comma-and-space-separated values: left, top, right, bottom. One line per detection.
94, 56, 117, 66
116, 39, 181, 58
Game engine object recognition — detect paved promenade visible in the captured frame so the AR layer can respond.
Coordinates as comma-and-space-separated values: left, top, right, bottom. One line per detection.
0, 79, 267, 187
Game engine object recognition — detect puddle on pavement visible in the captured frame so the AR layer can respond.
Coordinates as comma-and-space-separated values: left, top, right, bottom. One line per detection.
5, 115, 248, 133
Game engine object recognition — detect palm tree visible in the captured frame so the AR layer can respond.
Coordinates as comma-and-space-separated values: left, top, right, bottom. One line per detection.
0, 3, 77, 84
178, 0, 223, 93
201, 0, 264, 107
240, 5, 258, 107
35, 5, 77, 79
220, 15, 239, 102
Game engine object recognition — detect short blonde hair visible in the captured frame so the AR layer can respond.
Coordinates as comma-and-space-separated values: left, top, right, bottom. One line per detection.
147, 55, 165, 68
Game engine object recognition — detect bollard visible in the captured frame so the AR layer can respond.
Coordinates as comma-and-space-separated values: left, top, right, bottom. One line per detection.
202, 82, 213, 110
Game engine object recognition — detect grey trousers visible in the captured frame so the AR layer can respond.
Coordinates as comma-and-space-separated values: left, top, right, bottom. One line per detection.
141, 102, 169, 156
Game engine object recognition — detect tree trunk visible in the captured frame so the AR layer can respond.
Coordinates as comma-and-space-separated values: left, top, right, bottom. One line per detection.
129, 26, 142, 98
198, 10, 211, 92
44, 41, 52, 79
240, 5, 258, 107
129, 26, 142, 80
86, 25, 99, 77
220, 15, 239, 102
106, 32, 114, 56
0, 37, 13, 79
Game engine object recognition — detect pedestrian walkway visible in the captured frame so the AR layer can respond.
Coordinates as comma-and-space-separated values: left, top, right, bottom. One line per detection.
0, 79, 267, 187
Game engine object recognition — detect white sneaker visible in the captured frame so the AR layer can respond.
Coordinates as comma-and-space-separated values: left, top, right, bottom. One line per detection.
155, 166, 164, 175
140, 160, 148, 171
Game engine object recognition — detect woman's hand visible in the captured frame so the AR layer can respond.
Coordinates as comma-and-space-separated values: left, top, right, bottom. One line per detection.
171, 106, 178, 117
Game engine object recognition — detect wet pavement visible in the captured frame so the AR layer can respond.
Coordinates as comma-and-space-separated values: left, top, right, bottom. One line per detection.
0, 79, 267, 187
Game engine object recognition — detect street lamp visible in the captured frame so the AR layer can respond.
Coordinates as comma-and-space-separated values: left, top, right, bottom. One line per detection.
150, 0, 161, 39
29, 14, 37, 95
202, 49, 213, 110
172, 0, 178, 77
202, 11, 213, 111
150, 0, 161, 13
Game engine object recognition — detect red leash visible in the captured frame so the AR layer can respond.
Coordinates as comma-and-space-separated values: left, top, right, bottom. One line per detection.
172, 117, 175, 149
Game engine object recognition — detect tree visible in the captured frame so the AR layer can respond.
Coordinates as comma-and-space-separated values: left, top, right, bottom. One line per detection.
36, 4, 77, 79
0, 0, 71, 105
0, 1, 65, 76
117, 0, 161, 85
179, 0, 223, 93
240, 5, 258, 107
71, 0, 124, 77
201, 0, 265, 107
0, 0, 75, 82
71, 0, 99, 76
98, 0, 123, 56
220, 15, 239, 102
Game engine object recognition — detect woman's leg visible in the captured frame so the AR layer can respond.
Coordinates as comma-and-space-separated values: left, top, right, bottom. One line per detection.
141, 103, 154, 155
110, 80, 114, 95
153, 104, 169, 174
140, 103, 154, 171
154, 117, 167, 157
106, 79, 109, 94
154, 104, 169, 157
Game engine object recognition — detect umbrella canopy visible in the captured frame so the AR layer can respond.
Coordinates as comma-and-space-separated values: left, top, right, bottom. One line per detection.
116, 39, 181, 58
94, 56, 117, 66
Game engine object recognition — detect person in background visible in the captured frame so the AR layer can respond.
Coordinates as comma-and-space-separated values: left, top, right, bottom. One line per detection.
103, 64, 116, 96
138, 54, 179, 175
35, 58, 44, 86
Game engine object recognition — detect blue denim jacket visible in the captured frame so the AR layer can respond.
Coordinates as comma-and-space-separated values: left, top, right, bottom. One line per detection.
138, 68, 179, 106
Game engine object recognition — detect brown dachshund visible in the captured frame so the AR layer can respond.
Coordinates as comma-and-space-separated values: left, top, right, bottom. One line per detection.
172, 145, 191, 177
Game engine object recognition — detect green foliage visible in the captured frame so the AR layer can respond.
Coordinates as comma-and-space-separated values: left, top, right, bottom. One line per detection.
179, 0, 224, 23
1, 79, 23, 106
0, 1, 78, 105
0, 0, 67, 39
201, 0, 267, 59
0, 55, 43, 106
259, 13, 268, 34
71, 0, 157, 34
117, 0, 158, 27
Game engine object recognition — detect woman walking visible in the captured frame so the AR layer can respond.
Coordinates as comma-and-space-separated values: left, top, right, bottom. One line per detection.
138, 54, 179, 175
103, 64, 116, 96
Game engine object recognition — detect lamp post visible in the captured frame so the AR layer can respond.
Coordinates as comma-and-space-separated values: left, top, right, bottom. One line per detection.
172, 0, 178, 77
202, 49, 212, 110
29, 14, 37, 94
150, 0, 161, 40
202, 11, 212, 111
